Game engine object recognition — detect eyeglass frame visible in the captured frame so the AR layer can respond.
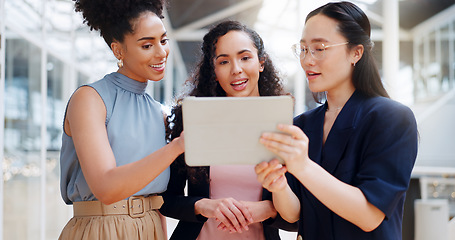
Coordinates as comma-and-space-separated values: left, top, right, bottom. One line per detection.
291, 42, 349, 60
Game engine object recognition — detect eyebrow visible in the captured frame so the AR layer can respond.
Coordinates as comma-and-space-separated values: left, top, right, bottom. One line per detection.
300, 38, 327, 44
215, 49, 252, 60
137, 31, 167, 42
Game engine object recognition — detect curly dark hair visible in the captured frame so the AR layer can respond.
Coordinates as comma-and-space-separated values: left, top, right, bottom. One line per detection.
74, 0, 166, 47
166, 20, 287, 182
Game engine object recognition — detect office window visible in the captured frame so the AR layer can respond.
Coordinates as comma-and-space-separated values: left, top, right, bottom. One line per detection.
3, 33, 72, 240
416, 39, 426, 99
441, 24, 451, 91
427, 30, 439, 96
46, 55, 71, 238
452, 20, 455, 88
4, 37, 42, 240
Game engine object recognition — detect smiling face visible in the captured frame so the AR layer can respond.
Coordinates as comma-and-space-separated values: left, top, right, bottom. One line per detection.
112, 12, 169, 82
213, 30, 264, 97
300, 14, 356, 95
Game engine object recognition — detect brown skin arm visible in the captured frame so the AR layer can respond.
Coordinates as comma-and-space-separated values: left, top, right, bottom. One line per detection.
65, 86, 184, 204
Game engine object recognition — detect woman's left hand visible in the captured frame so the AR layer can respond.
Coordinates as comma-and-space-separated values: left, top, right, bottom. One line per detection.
217, 200, 277, 232
259, 124, 310, 175
255, 159, 288, 193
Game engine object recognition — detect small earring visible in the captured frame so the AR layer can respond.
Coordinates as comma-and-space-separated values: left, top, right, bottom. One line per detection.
117, 59, 123, 68
353, 62, 356, 67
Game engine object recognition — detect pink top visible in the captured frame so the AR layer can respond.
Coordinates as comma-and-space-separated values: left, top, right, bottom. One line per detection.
197, 165, 265, 240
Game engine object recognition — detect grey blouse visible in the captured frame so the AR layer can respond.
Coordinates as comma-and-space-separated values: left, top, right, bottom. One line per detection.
60, 72, 170, 204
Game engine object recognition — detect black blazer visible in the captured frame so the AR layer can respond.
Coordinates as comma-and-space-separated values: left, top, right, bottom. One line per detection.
160, 165, 298, 240
279, 91, 418, 240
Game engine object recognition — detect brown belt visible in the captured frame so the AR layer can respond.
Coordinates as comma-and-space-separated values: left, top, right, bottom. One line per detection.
73, 195, 163, 218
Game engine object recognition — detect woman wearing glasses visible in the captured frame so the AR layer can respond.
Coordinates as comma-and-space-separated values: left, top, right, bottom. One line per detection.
255, 2, 418, 240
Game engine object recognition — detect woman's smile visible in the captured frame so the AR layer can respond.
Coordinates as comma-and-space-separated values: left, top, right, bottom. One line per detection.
231, 78, 249, 91
150, 61, 166, 72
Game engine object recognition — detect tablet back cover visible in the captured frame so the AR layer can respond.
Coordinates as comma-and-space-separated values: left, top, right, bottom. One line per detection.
182, 96, 293, 166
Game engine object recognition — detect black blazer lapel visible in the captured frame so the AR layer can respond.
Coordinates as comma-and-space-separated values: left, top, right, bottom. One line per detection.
300, 107, 325, 165
321, 91, 363, 174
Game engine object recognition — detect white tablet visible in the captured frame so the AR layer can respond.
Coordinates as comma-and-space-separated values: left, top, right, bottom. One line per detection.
182, 96, 293, 166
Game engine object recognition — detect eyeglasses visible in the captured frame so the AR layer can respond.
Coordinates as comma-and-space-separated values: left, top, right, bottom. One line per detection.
291, 42, 349, 60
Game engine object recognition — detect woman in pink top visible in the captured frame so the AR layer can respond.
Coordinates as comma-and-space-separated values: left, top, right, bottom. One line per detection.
160, 21, 297, 240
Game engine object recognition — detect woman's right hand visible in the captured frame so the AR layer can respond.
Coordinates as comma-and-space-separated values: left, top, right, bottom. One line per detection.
171, 131, 185, 155
255, 159, 301, 223
255, 159, 288, 193
259, 124, 310, 175
194, 198, 254, 233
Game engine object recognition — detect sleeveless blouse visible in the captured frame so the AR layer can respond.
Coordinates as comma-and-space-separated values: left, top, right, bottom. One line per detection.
197, 165, 265, 240
60, 72, 170, 204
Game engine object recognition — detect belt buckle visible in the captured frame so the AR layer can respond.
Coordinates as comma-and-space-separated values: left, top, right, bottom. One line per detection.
128, 196, 146, 218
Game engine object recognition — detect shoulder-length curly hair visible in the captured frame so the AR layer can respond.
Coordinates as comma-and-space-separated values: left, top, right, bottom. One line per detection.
167, 20, 287, 182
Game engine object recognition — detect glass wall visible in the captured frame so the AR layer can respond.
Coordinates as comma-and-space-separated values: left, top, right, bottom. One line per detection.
3, 35, 79, 240
4, 36, 44, 239
46, 54, 72, 238
1, 25, 94, 240
413, 10, 455, 101
1, 0, 181, 239
2, 1, 104, 239
0, 0, 4, 236
1, 33, 100, 239
441, 24, 451, 90
452, 21, 455, 89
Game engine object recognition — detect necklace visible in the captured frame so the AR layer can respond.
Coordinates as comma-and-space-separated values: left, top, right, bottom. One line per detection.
326, 106, 342, 112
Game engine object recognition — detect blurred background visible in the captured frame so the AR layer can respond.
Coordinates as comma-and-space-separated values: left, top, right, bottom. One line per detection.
1, 0, 455, 239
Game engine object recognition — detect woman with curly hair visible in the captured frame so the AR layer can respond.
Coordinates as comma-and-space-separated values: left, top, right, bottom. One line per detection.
160, 20, 296, 240
59, 0, 184, 239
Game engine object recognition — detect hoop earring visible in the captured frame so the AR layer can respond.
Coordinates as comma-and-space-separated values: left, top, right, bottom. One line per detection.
117, 59, 123, 68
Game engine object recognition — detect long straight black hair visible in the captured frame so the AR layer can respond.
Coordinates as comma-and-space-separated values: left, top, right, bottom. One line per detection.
307, 1, 389, 102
